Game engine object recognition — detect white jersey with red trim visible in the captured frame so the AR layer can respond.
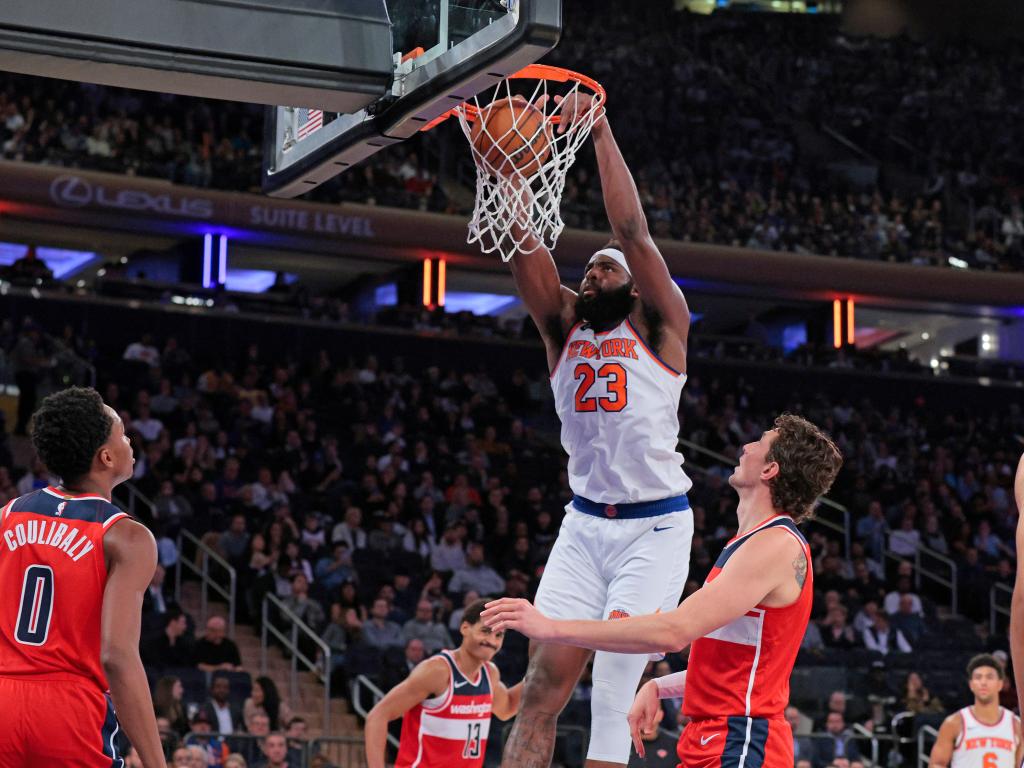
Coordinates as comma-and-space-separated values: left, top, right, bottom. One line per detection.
550, 318, 691, 503
395, 650, 493, 768
952, 707, 1019, 768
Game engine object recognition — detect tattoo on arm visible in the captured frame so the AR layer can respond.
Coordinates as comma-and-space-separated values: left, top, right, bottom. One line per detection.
793, 555, 807, 588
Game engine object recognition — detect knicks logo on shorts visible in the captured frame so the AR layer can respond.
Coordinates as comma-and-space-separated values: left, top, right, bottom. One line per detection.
608, 609, 630, 620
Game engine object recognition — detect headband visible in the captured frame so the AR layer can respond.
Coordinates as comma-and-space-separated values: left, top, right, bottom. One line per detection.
590, 247, 630, 276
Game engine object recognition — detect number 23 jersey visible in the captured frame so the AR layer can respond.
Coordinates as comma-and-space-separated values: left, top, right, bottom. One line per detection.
0, 487, 128, 691
551, 319, 692, 503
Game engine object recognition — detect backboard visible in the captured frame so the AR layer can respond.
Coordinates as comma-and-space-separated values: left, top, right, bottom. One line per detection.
262, 0, 561, 198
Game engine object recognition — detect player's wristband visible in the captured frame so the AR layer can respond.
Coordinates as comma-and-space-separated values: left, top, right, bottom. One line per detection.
654, 671, 686, 700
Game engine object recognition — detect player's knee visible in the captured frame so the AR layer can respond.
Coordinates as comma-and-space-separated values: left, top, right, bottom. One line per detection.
587, 678, 632, 762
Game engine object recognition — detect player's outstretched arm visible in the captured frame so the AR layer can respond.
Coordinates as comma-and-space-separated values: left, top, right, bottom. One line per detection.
563, 97, 690, 349
101, 519, 165, 768
364, 657, 450, 768
1010, 452, 1024, 718
927, 713, 961, 768
483, 528, 801, 653
627, 671, 685, 759
487, 662, 524, 720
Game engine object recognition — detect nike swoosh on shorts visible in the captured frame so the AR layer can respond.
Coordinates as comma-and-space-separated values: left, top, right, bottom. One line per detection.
653, 525, 673, 532
700, 734, 719, 746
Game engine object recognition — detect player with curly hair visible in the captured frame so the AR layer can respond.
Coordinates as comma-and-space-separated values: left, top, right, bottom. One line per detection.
484, 414, 843, 768
0, 386, 165, 768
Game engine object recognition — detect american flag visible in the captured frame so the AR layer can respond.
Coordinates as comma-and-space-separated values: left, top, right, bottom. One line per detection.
297, 108, 323, 140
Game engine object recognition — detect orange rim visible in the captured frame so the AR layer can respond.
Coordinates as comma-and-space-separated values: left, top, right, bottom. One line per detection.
420, 64, 605, 132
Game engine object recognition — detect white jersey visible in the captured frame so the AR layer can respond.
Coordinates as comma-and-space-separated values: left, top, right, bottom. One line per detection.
952, 706, 1019, 768
550, 318, 692, 503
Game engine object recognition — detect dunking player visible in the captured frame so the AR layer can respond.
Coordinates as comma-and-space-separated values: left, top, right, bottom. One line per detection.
0, 387, 164, 768
484, 416, 843, 768
496, 92, 696, 767
928, 654, 1022, 768
364, 599, 523, 768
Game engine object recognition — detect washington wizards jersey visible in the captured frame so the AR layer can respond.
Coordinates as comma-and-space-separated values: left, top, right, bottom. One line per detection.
0, 487, 129, 692
395, 650, 494, 768
952, 707, 1019, 768
550, 319, 692, 503
684, 516, 812, 721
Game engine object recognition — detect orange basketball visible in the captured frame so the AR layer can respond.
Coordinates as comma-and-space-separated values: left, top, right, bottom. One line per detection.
470, 96, 551, 178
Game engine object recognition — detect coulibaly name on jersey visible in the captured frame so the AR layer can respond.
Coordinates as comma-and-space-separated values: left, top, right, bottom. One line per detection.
3, 519, 95, 562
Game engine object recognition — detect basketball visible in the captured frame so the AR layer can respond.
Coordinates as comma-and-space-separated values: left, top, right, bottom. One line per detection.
470, 96, 552, 178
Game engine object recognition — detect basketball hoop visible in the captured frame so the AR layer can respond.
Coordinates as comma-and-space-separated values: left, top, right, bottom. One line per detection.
425, 64, 606, 262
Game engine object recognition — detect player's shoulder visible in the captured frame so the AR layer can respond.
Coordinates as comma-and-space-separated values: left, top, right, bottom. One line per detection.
941, 708, 965, 733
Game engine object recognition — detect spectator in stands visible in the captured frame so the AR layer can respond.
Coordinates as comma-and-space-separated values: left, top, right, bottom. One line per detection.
855, 501, 887, 560
890, 594, 927, 646
883, 572, 924, 616
812, 712, 861, 768
846, 559, 886, 607
282, 573, 325, 632
401, 599, 453, 654
155, 479, 193, 536
888, 514, 921, 557
244, 677, 293, 732
154, 676, 190, 737
314, 542, 354, 593
184, 709, 230, 765
430, 520, 467, 573
143, 563, 172, 632
198, 672, 244, 735
330, 507, 366, 550
10, 322, 50, 435
786, 705, 814, 766
383, 638, 427, 692
218, 514, 252, 568
902, 672, 943, 714
171, 747, 192, 767
253, 732, 291, 768
820, 605, 857, 649
224, 756, 248, 768
123, 333, 161, 367
144, 607, 194, 667
195, 616, 242, 672
7, 247, 53, 283
447, 542, 504, 597
233, 712, 270, 766
284, 717, 307, 766
861, 612, 912, 655
157, 715, 181, 761
362, 597, 404, 651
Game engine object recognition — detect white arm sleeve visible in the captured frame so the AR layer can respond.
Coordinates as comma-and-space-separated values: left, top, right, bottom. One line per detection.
654, 671, 687, 700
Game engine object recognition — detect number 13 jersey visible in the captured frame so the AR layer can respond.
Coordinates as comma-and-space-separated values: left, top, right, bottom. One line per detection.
551, 319, 692, 503
0, 487, 128, 692
396, 650, 493, 768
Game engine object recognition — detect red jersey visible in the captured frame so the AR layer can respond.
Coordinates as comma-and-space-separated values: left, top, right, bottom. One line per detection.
0, 487, 128, 691
684, 515, 812, 721
396, 650, 493, 768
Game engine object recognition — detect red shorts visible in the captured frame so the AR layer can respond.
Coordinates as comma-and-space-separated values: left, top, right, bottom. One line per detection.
0, 676, 123, 768
677, 715, 792, 768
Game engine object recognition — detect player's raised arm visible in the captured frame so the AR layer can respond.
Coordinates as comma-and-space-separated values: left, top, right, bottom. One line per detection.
562, 96, 690, 350
486, 662, 524, 720
483, 526, 803, 654
927, 713, 962, 768
101, 519, 165, 768
364, 657, 450, 768
1010, 452, 1024, 718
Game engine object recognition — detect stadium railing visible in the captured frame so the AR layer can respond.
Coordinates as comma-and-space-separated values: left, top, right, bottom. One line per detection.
883, 545, 958, 616
113, 479, 157, 523
351, 674, 399, 749
917, 724, 939, 768
676, 436, 852, 555
261, 592, 332, 733
990, 582, 1013, 634
175, 527, 238, 638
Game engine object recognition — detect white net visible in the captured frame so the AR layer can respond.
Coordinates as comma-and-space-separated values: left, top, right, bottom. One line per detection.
453, 67, 605, 262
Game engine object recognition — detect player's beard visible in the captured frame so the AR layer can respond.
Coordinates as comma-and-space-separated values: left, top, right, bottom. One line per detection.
576, 281, 636, 328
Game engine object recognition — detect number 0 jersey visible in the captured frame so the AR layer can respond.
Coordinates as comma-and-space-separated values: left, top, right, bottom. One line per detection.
395, 650, 493, 768
951, 707, 1019, 768
550, 318, 692, 504
0, 488, 128, 692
